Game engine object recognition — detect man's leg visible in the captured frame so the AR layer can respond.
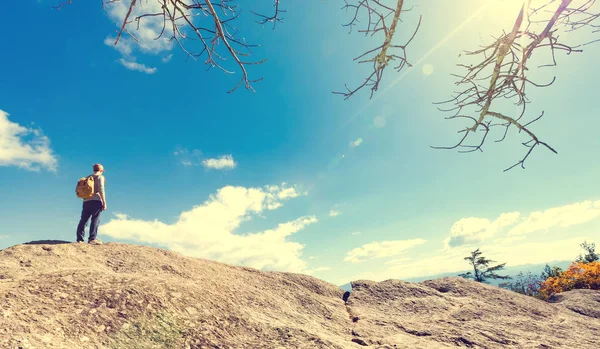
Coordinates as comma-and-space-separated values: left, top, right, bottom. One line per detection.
76, 202, 93, 242
88, 201, 103, 242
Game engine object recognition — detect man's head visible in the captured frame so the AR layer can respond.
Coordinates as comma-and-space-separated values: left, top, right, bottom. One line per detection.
93, 163, 104, 173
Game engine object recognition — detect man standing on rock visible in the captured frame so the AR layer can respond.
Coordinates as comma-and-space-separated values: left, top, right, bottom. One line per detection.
76, 163, 107, 245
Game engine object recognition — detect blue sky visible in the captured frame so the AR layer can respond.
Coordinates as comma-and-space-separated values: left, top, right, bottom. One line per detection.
1, 0, 599, 285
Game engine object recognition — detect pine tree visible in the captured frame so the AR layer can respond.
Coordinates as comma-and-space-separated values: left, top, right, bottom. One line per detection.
458, 248, 511, 283
575, 241, 599, 264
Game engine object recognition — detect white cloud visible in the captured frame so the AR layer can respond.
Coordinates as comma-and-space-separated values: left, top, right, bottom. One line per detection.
118, 59, 157, 74
508, 200, 600, 236
349, 138, 363, 148
345, 199, 600, 282
0, 110, 57, 172
351, 232, 361, 236
276, 185, 299, 200
308, 256, 316, 260
349, 236, 592, 282
445, 199, 600, 248
104, 37, 132, 56
329, 210, 341, 217
102, 184, 314, 272
162, 54, 173, 63
0, 235, 8, 239
344, 239, 426, 263
174, 148, 202, 166
444, 212, 520, 248
202, 155, 236, 171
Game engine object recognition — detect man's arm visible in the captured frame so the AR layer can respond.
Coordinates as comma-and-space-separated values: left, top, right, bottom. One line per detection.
99, 176, 107, 210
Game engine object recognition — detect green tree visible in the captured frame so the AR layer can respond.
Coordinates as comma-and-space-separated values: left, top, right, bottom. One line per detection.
541, 264, 564, 279
458, 248, 511, 283
499, 271, 543, 298
575, 241, 599, 264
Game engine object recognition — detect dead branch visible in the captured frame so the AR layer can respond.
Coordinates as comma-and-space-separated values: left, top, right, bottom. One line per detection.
252, 0, 285, 29
333, 0, 421, 99
51, 0, 600, 173
434, 0, 598, 171
54, 0, 269, 92
51, 0, 74, 10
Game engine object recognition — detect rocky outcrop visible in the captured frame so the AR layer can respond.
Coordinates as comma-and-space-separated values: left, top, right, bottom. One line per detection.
1, 242, 598, 348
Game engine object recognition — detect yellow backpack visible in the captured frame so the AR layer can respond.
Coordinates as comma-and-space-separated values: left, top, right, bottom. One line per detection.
76, 175, 95, 199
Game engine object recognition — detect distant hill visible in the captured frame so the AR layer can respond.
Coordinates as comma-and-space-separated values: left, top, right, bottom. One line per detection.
1, 242, 598, 348
339, 260, 573, 292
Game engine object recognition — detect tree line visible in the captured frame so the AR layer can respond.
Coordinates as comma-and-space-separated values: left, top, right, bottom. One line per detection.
458, 241, 599, 300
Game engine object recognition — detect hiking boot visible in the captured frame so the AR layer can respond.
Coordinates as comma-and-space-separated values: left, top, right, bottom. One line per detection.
76, 241, 85, 244
88, 239, 103, 245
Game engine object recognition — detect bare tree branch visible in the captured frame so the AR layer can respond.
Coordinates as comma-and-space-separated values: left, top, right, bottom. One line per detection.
333, 0, 421, 99
252, 0, 285, 29
114, 0, 137, 45
434, 0, 599, 171
54, 0, 269, 92
52, 0, 600, 171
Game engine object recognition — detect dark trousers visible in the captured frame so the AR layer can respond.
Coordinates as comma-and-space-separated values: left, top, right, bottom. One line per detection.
76, 200, 103, 242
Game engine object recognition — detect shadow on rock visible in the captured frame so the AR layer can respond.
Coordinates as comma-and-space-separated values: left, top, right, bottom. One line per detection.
23, 240, 72, 245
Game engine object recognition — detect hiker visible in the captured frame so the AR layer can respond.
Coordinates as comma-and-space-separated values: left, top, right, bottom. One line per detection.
75, 163, 107, 244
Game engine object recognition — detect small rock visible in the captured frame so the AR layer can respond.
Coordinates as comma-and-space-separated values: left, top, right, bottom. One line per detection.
351, 338, 369, 346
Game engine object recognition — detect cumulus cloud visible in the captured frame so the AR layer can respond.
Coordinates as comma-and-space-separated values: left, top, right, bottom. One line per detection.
508, 200, 600, 236
344, 239, 426, 263
118, 59, 157, 74
349, 235, 591, 283
445, 200, 600, 248
101, 184, 314, 272
349, 138, 363, 148
344, 199, 600, 283
444, 212, 520, 248
0, 110, 57, 172
329, 210, 341, 217
202, 155, 236, 170
162, 54, 173, 63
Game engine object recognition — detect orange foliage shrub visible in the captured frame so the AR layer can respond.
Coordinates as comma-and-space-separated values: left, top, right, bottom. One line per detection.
539, 261, 600, 300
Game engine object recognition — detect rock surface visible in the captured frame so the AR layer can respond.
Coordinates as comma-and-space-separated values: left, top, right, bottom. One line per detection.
1, 242, 599, 348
